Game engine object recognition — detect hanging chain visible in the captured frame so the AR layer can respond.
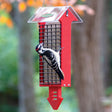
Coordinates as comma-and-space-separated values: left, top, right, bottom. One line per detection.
65, 0, 69, 16
65, 0, 68, 6
43, 0, 45, 6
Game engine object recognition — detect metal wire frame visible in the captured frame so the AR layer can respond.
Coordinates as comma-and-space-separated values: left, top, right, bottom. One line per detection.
39, 23, 61, 85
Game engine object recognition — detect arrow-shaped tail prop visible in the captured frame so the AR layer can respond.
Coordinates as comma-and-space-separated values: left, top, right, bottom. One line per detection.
47, 86, 63, 110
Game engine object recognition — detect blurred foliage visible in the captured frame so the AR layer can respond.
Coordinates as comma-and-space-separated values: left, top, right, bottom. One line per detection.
105, 87, 112, 96
0, 105, 18, 112
31, 24, 40, 73
0, 0, 95, 28
0, 0, 112, 112
0, 24, 18, 111
108, 1, 112, 87
0, 25, 18, 91
0, 10, 13, 28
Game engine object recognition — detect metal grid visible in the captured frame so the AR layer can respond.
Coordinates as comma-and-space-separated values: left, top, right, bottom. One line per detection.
39, 22, 61, 85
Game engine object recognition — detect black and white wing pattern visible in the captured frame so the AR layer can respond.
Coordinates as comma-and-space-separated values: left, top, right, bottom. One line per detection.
42, 49, 64, 80
42, 50, 58, 69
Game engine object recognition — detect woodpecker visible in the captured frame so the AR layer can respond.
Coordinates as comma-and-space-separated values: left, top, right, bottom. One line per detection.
35, 43, 64, 80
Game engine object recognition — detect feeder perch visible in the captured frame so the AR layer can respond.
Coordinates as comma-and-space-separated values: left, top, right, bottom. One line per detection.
28, 6, 83, 110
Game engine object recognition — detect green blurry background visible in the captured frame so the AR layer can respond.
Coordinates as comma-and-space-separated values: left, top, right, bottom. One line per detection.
0, 0, 112, 112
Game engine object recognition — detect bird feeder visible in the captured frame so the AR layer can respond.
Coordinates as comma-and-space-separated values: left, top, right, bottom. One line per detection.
28, 6, 83, 110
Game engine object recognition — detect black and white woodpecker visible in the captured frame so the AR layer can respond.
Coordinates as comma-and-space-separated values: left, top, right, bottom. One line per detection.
35, 43, 64, 80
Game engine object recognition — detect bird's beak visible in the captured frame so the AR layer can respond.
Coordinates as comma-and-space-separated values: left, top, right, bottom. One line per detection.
40, 43, 43, 46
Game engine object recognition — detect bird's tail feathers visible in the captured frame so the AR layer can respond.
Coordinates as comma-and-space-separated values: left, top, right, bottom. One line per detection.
56, 68, 64, 80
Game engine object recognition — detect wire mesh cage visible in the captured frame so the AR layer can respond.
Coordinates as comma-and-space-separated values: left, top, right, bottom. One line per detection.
39, 22, 61, 85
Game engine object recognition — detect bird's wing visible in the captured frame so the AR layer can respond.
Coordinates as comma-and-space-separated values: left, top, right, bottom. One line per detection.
43, 50, 55, 66
47, 49, 60, 67
42, 50, 64, 79
43, 55, 52, 66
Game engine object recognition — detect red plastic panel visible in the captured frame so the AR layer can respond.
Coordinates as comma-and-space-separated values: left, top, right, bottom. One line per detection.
47, 85, 63, 110
59, 9, 78, 87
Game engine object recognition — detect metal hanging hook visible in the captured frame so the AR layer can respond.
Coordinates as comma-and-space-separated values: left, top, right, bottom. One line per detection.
43, 0, 45, 6
65, 0, 69, 17
65, 0, 68, 6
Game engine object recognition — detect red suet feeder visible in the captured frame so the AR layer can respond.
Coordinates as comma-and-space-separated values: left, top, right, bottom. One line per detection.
28, 6, 83, 110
